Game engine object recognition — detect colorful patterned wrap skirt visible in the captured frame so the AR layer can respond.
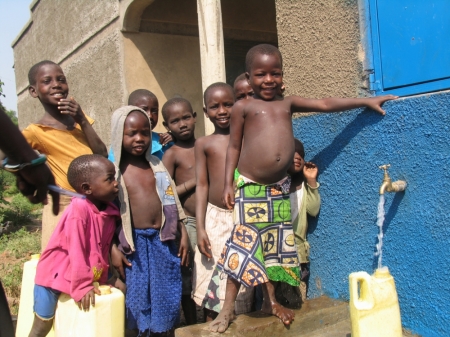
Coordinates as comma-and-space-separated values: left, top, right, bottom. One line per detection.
217, 170, 301, 287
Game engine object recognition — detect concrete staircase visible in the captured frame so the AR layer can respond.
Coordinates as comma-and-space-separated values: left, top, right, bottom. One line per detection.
175, 296, 419, 337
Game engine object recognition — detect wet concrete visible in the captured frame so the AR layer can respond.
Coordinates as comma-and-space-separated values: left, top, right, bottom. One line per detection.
175, 296, 421, 337
175, 296, 350, 337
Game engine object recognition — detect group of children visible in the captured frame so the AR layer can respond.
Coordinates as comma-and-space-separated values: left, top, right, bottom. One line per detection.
22, 44, 395, 337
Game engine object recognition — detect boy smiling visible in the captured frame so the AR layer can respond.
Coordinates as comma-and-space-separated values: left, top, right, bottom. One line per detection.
212, 44, 397, 332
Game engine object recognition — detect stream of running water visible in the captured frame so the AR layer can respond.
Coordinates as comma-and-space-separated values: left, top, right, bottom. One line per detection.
374, 194, 385, 269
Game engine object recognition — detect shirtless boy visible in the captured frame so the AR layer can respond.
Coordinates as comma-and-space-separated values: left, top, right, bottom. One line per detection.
161, 97, 197, 325
213, 44, 397, 332
193, 83, 253, 322
110, 106, 188, 336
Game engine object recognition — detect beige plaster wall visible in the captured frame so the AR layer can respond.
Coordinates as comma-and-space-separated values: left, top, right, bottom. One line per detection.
122, 32, 204, 136
275, 0, 363, 99
13, 0, 124, 146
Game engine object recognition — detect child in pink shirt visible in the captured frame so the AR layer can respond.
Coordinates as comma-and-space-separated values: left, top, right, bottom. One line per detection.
29, 154, 120, 337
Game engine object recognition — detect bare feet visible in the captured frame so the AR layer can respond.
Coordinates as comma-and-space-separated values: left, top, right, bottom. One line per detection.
261, 299, 295, 325
208, 306, 236, 333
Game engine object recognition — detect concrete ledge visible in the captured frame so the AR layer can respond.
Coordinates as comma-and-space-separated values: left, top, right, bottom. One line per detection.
175, 296, 350, 337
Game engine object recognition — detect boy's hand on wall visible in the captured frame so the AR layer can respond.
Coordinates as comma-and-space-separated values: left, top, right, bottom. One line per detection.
58, 97, 85, 124
197, 229, 212, 258
365, 95, 398, 115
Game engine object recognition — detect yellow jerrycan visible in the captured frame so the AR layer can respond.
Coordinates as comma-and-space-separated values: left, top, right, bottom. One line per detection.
16, 254, 54, 337
349, 267, 402, 337
53, 283, 124, 337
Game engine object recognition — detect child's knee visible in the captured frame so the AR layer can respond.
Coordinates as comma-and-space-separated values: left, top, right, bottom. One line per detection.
29, 315, 54, 337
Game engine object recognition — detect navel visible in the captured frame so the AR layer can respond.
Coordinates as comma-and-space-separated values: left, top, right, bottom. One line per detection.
276, 157, 280, 161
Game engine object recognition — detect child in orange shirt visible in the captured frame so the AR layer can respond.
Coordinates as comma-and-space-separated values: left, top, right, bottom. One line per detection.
22, 60, 107, 248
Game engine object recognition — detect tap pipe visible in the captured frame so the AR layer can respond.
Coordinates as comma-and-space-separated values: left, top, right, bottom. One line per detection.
379, 164, 407, 195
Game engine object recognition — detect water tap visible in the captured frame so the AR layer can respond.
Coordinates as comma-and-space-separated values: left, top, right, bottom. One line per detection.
379, 164, 407, 195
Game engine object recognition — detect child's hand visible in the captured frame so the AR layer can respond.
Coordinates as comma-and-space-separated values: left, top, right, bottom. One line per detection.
159, 132, 173, 146
58, 97, 85, 124
197, 229, 212, 259
365, 95, 398, 115
111, 244, 131, 279
107, 275, 127, 294
178, 230, 190, 267
222, 185, 235, 210
77, 288, 100, 311
303, 162, 318, 181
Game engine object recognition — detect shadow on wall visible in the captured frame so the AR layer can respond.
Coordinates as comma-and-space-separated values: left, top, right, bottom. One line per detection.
305, 109, 385, 236
309, 110, 384, 173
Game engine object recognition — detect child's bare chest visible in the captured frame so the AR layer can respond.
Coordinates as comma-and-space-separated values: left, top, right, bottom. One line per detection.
122, 165, 162, 227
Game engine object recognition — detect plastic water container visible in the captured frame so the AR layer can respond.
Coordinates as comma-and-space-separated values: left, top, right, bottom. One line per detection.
349, 267, 402, 337
53, 284, 124, 337
16, 254, 54, 337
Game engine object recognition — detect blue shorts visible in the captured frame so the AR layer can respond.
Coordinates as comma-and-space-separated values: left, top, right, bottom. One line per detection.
33, 285, 61, 320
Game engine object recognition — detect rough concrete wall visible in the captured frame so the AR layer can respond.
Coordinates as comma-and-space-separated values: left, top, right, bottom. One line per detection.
276, 0, 363, 98
122, 32, 203, 136
294, 92, 450, 337
13, 0, 122, 145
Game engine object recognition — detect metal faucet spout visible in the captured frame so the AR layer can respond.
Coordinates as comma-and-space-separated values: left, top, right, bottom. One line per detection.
379, 181, 391, 195
379, 164, 407, 195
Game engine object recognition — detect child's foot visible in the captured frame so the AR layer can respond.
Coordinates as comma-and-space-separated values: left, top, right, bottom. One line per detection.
208, 307, 236, 333
261, 300, 295, 325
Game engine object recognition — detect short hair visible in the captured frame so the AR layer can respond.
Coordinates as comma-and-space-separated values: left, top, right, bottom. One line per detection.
233, 73, 247, 86
161, 97, 193, 121
294, 138, 305, 158
28, 60, 58, 85
203, 82, 234, 106
128, 89, 158, 106
245, 44, 283, 73
67, 154, 106, 192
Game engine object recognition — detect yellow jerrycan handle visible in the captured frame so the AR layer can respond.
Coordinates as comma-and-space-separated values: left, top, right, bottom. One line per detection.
349, 271, 374, 310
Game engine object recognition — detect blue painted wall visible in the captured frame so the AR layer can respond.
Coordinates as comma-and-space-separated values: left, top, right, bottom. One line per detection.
294, 92, 450, 337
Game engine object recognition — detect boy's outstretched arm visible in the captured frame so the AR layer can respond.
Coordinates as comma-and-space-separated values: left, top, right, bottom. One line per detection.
288, 95, 398, 116
222, 102, 245, 209
194, 138, 212, 258
58, 97, 108, 157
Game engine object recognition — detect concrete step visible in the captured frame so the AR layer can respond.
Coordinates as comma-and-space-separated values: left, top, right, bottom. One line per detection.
175, 296, 420, 337
175, 296, 348, 337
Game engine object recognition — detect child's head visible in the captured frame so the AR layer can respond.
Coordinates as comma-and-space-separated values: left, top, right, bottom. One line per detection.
162, 97, 196, 141
203, 82, 235, 130
28, 60, 68, 105
233, 73, 254, 101
67, 154, 118, 205
245, 44, 283, 101
128, 89, 159, 130
288, 138, 305, 175
122, 109, 152, 157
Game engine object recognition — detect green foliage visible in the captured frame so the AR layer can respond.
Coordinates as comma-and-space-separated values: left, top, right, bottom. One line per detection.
0, 228, 41, 315
0, 171, 14, 205
0, 228, 41, 258
0, 171, 40, 224
5, 109, 18, 126
0, 78, 4, 98
0, 194, 41, 225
